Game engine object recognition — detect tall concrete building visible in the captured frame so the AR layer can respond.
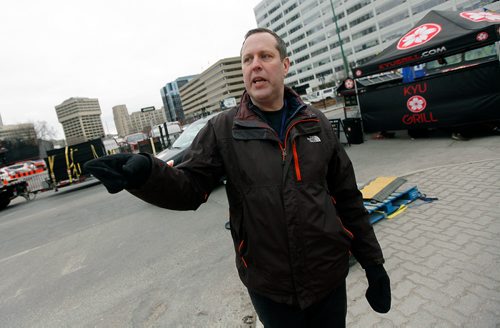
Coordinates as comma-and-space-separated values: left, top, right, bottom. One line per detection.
160, 75, 197, 123
55, 97, 105, 146
179, 57, 245, 121
253, 0, 496, 91
128, 108, 166, 135
112, 105, 167, 137
112, 105, 131, 137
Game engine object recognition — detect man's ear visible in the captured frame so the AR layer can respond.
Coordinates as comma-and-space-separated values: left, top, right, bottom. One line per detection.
283, 57, 290, 76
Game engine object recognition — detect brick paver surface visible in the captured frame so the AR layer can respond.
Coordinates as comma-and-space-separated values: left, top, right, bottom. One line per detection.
346, 159, 500, 327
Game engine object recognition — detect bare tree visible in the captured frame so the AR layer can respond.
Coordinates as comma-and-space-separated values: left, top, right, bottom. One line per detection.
34, 121, 57, 140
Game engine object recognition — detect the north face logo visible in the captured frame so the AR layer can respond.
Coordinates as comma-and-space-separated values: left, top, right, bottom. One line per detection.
307, 135, 321, 143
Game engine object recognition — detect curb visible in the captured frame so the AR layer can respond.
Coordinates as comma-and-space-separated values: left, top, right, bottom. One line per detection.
400, 157, 500, 178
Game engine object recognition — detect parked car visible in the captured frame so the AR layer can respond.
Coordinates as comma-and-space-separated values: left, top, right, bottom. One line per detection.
124, 132, 148, 153
156, 112, 222, 166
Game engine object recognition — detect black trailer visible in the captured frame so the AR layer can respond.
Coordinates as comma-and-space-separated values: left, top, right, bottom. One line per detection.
45, 139, 106, 189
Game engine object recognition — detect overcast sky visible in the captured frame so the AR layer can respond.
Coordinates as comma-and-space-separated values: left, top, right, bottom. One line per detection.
0, 0, 262, 138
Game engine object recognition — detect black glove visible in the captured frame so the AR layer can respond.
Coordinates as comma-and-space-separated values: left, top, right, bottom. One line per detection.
83, 153, 151, 194
365, 264, 391, 313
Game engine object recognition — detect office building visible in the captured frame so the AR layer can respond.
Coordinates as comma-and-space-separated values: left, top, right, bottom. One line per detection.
253, 0, 496, 91
128, 108, 166, 135
55, 97, 105, 146
0, 123, 37, 141
112, 105, 131, 137
179, 57, 245, 121
160, 75, 197, 122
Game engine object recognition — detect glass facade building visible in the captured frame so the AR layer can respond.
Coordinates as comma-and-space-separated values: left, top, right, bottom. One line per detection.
160, 75, 197, 122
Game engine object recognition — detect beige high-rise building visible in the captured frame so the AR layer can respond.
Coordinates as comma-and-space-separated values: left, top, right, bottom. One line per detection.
128, 108, 166, 135
179, 57, 245, 121
55, 97, 105, 146
112, 105, 131, 137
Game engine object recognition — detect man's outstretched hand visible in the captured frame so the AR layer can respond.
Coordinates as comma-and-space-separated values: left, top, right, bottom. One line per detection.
83, 153, 151, 194
365, 264, 391, 313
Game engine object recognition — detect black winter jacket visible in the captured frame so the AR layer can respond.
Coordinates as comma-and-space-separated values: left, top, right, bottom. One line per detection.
131, 87, 384, 309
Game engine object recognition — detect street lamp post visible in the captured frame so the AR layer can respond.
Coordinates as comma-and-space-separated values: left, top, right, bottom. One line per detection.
329, 0, 350, 78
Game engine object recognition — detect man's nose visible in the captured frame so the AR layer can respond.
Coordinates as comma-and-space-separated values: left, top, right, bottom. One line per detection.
250, 58, 263, 70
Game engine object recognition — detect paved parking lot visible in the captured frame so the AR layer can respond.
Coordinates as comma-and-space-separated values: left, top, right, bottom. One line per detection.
346, 158, 500, 327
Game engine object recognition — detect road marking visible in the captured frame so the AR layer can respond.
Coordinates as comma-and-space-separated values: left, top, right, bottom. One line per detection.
0, 245, 43, 264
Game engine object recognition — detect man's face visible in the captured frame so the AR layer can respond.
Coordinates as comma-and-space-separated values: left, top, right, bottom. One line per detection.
241, 32, 290, 111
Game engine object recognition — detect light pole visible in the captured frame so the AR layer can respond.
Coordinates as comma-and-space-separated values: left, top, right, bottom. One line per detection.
329, 0, 350, 78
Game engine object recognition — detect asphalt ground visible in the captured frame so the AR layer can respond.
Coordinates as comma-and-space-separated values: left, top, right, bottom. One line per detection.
4, 129, 500, 327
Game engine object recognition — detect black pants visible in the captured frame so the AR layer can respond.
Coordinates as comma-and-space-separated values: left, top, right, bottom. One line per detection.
249, 281, 347, 328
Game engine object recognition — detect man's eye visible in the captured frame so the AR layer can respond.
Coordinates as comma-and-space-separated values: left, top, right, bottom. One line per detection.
262, 54, 272, 60
243, 57, 251, 64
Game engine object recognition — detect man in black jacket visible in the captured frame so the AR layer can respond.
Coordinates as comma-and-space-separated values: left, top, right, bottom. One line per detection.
85, 28, 390, 327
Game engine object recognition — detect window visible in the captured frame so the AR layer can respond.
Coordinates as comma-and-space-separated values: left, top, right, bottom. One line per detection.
376, 0, 406, 15
357, 54, 376, 65
411, 0, 447, 15
316, 69, 333, 78
354, 39, 379, 52
268, 4, 281, 15
313, 57, 331, 67
284, 2, 297, 14
378, 10, 409, 30
346, 0, 371, 15
308, 34, 326, 47
381, 25, 411, 43
297, 65, 312, 74
289, 24, 303, 34
311, 46, 329, 57
271, 13, 283, 24
306, 23, 323, 36
330, 36, 350, 49
275, 23, 286, 32
300, 75, 315, 83
303, 12, 321, 26
351, 25, 376, 40
286, 13, 300, 25
290, 33, 305, 44
349, 11, 374, 27
301, 1, 318, 15
295, 54, 310, 63
293, 44, 308, 54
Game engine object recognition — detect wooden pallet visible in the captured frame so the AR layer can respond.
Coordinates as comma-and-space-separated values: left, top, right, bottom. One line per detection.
364, 186, 420, 224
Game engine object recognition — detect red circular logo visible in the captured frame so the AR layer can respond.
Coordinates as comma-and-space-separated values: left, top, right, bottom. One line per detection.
476, 32, 489, 41
407, 95, 427, 113
355, 69, 362, 77
397, 23, 442, 50
460, 11, 500, 23
345, 79, 354, 89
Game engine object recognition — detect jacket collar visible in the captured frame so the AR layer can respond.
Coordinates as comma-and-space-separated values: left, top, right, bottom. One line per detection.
235, 86, 310, 123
